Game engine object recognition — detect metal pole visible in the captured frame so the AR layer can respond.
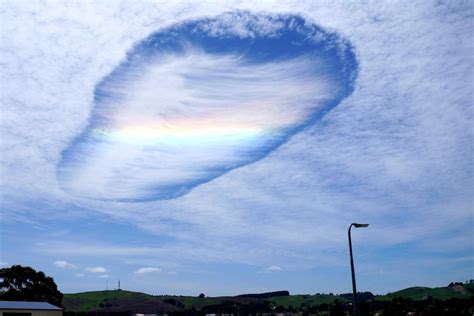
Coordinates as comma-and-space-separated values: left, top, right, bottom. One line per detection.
348, 224, 359, 316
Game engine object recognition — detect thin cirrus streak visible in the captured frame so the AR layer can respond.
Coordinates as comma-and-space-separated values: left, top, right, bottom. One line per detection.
57, 12, 358, 202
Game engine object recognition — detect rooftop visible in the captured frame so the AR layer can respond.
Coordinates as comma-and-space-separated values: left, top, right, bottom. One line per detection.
0, 301, 62, 311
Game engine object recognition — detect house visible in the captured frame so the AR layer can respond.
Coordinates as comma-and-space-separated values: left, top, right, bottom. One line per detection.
0, 301, 62, 316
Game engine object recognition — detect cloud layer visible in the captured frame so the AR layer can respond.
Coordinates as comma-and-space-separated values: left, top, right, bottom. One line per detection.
0, 1, 472, 295
57, 12, 357, 202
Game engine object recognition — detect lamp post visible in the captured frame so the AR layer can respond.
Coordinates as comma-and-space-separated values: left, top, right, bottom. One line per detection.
348, 223, 369, 316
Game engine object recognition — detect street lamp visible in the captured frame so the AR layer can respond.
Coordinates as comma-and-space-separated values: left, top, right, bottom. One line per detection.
348, 223, 369, 316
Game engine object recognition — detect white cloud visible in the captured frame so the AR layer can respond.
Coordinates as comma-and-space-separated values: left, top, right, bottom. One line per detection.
134, 267, 162, 274
265, 265, 282, 272
98, 274, 109, 278
85, 266, 106, 273
75, 273, 85, 277
54, 260, 77, 269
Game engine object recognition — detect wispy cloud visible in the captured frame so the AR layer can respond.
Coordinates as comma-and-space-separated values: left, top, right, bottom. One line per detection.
98, 274, 109, 278
85, 266, 106, 273
265, 265, 282, 272
57, 13, 355, 202
134, 267, 162, 274
54, 260, 77, 269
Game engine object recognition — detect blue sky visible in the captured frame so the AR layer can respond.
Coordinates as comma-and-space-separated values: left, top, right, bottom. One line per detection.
0, 1, 473, 296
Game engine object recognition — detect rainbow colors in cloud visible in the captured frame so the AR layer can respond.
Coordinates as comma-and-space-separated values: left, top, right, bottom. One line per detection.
93, 118, 267, 146
57, 12, 358, 201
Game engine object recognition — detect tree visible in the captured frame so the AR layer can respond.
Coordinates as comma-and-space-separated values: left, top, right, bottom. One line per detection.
0, 265, 63, 306
198, 293, 205, 298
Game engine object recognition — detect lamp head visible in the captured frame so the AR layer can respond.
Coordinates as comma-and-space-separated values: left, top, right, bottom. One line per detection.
353, 223, 369, 228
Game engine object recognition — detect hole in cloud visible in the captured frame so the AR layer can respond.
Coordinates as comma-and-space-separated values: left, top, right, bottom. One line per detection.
57, 11, 358, 202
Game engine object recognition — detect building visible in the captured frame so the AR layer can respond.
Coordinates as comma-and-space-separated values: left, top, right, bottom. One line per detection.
0, 301, 62, 316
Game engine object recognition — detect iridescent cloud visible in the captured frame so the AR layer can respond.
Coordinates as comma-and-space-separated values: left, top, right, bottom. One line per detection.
57, 12, 357, 201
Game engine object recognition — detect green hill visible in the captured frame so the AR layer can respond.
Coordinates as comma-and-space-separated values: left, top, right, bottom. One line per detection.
63, 284, 474, 312
63, 290, 345, 312
63, 290, 178, 313
375, 283, 474, 301
63, 290, 271, 312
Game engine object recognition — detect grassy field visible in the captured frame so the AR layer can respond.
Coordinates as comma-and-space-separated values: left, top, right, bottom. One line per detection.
375, 283, 474, 301
63, 284, 474, 312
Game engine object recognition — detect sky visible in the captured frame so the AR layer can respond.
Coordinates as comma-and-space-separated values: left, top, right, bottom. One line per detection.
0, 0, 473, 296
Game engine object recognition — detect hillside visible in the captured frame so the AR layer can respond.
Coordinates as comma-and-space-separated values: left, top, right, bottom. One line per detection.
63, 290, 280, 312
63, 290, 178, 313
63, 290, 345, 312
63, 284, 474, 312
375, 283, 474, 301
